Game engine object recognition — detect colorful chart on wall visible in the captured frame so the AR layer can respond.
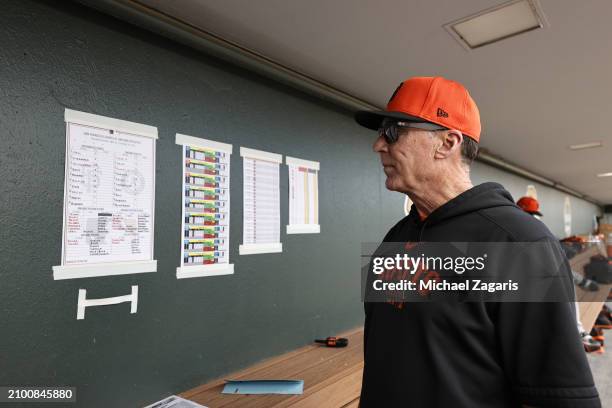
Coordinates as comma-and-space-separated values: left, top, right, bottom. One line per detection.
53, 109, 158, 280
176, 133, 233, 279
286, 156, 320, 234
239, 147, 282, 255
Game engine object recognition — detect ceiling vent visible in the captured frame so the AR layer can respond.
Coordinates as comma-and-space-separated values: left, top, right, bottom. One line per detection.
444, 0, 548, 50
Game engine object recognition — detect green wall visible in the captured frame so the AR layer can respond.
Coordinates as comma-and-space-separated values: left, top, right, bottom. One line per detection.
0, 1, 600, 407
0, 1, 399, 406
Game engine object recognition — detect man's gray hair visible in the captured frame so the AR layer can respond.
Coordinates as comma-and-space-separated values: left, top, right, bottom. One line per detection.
461, 136, 479, 165
430, 128, 479, 166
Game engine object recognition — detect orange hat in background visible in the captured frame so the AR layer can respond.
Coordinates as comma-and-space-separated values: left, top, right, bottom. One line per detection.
517, 196, 543, 216
355, 76, 482, 142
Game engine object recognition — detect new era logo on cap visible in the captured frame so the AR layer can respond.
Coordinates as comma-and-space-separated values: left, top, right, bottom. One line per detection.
437, 108, 449, 118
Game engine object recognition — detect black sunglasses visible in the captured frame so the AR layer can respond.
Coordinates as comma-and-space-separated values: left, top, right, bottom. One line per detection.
378, 118, 447, 144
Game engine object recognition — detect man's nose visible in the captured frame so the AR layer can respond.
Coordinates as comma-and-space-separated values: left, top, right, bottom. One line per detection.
373, 135, 388, 153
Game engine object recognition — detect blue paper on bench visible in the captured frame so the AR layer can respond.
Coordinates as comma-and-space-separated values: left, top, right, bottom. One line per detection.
222, 379, 304, 395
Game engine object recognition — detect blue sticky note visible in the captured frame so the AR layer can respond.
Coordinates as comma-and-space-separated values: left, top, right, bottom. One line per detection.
222, 379, 304, 395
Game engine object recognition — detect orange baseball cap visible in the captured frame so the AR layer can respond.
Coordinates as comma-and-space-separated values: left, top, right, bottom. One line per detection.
355, 76, 482, 142
517, 196, 543, 216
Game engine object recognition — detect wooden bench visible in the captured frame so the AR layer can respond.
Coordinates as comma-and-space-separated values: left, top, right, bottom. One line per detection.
571, 244, 612, 332
178, 246, 610, 408
180, 328, 364, 408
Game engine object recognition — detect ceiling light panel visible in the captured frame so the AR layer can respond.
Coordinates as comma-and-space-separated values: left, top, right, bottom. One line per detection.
569, 141, 603, 150
444, 0, 548, 50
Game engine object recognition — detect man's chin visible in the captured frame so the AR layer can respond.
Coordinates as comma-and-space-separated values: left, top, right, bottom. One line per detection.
385, 177, 400, 192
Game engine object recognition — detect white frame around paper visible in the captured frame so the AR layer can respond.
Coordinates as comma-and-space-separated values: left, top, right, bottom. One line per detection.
239, 147, 283, 255
176, 133, 234, 278
53, 109, 158, 280
285, 156, 320, 235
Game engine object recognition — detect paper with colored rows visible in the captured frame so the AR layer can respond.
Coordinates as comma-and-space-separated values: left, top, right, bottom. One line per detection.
243, 157, 280, 245
181, 145, 230, 266
289, 166, 318, 225
61, 123, 155, 265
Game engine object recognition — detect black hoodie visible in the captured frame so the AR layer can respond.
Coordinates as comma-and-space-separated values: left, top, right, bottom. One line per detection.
360, 182, 600, 408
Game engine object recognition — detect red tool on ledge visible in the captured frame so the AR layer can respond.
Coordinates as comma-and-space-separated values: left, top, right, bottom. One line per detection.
315, 336, 348, 348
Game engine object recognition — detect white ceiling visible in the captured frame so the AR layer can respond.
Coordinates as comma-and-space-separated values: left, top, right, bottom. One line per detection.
140, 0, 612, 203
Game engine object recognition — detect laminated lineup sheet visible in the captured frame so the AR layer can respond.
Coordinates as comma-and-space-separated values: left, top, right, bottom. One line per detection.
286, 156, 320, 234
176, 133, 234, 278
239, 148, 283, 255
53, 109, 158, 280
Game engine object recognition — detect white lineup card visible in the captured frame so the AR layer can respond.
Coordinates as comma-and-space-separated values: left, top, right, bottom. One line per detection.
286, 156, 320, 234
239, 148, 282, 255
144, 395, 208, 408
176, 133, 234, 278
53, 109, 158, 280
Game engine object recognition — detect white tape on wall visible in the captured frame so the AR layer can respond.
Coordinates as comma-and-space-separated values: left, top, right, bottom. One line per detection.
76, 285, 138, 320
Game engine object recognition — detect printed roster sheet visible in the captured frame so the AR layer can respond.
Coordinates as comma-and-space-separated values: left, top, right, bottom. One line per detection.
53, 109, 158, 280
144, 395, 208, 408
239, 148, 282, 255
286, 156, 320, 234
176, 133, 234, 278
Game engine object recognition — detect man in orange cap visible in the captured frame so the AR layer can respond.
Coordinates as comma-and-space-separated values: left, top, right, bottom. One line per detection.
517, 196, 603, 353
356, 77, 600, 407
517, 196, 543, 217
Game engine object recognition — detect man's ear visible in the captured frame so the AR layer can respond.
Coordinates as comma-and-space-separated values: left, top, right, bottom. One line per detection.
434, 129, 463, 159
